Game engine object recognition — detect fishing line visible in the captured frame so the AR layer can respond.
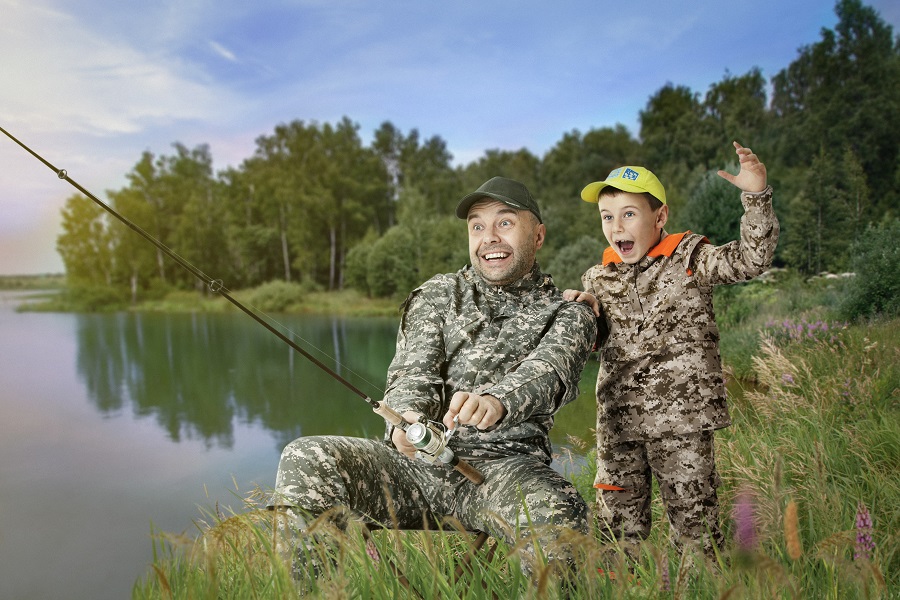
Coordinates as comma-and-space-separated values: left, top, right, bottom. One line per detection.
0, 125, 385, 405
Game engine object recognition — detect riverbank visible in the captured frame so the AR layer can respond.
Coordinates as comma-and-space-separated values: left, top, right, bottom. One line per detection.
19, 285, 403, 318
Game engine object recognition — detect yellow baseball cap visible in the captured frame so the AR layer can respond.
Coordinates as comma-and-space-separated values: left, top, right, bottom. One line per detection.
581, 166, 667, 204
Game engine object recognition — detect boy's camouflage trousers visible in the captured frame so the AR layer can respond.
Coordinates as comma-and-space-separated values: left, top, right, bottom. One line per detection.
595, 430, 725, 559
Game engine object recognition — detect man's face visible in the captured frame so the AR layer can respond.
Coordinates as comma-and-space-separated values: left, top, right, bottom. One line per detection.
467, 199, 545, 286
598, 191, 668, 264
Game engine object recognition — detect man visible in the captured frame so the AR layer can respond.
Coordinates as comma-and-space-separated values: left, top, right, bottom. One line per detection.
270, 176, 597, 576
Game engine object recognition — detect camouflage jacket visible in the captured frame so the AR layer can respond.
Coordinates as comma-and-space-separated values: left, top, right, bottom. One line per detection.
582, 186, 778, 444
383, 263, 597, 462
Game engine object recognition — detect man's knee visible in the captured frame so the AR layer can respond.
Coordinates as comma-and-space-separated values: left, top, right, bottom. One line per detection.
478, 459, 589, 535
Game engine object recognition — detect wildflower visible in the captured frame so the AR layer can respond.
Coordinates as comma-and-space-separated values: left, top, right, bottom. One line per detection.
781, 373, 794, 385
854, 501, 875, 561
659, 556, 670, 592
365, 538, 381, 563
732, 489, 758, 552
784, 500, 802, 560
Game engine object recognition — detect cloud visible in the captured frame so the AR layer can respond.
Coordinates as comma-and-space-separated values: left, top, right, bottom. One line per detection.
0, 1, 242, 137
209, 40, 239, 63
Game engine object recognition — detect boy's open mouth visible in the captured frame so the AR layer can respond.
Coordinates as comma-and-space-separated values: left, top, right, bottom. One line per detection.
616, 240, 634, 254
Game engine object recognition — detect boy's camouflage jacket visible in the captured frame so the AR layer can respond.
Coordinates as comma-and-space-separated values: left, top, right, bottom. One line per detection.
384, 263, 597, 462
582, 186, 779, 445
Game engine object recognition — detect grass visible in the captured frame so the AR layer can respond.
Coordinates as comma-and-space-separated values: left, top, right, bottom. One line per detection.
9, 269, 895, 597
133, 273, 898, 598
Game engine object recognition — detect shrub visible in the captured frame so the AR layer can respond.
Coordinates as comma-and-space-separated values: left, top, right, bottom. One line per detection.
62, 284, 129, 312
366, 227, 419, 298
246, 280, 305, 313
840, 218, 900, 320
545, 235, 603, 292
682, 165, 744, 244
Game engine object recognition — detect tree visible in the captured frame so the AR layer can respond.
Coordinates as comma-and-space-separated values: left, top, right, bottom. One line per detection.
703, 69, 770, 166
681, 167, 745, 245
57, 193, 113, 285
373, 121, 460, 219
771, 0, 900, 213
459, 148, 541, 195
539, 126, 640, 254
544, 235, 603, 292
640, 84, 715, 172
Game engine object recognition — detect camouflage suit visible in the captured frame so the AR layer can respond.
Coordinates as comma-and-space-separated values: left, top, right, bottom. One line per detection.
271, 263, 597, 568
581, 186, 778, 557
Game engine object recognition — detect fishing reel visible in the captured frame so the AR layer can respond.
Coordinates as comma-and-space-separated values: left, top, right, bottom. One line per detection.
371, 400, 482, 484
404, 415, 459, 466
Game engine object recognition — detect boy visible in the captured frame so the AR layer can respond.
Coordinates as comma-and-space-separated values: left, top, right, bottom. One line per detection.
565, 141, 778, 560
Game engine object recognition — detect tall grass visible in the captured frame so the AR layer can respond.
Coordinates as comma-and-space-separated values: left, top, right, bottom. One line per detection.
134, 277, 898, 599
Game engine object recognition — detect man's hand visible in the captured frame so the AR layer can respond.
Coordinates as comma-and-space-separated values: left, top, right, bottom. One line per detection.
562, 289, 600, 316
391, 411, 423, 459
443, 391, 506, 430
717, 141, 767, 193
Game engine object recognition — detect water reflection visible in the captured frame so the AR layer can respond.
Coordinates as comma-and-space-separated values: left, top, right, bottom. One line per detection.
73, 312, 399, 451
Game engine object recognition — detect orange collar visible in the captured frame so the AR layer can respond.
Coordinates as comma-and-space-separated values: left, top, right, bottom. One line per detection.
602, 231, 694, 265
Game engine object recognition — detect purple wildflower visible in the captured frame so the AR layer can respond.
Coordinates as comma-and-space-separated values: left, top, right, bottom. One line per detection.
365, 537, 381, 563
854, 502, 875, 561
659, 557, 670, 592
781, 373, 795, 385
733, 489, 758, 551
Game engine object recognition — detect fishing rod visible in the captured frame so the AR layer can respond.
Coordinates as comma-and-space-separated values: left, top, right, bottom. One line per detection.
1, 124, 483, 485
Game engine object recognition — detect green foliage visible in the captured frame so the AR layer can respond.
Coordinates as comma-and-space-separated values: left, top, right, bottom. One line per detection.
682, 166, 745, 243
61, 284, 130, 312
780, 149, 872, 275
714, 279, 779, 329
56, 193, 113, 286
343, 231, 379, 295
840, 218, 900, 319
246, 280, 306, 313
366, 226, 420, 299
714, 270, 853, 378
544, 235, 603, 292
771, 0, 900, 211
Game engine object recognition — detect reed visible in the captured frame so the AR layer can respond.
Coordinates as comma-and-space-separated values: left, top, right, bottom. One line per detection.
135, 288, 898, 597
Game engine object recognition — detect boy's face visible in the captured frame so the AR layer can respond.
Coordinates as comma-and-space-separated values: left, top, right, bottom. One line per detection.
598, 191, 668, 264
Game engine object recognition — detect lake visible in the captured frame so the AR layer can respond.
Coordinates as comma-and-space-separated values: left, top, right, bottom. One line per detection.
0, 290, 598, 599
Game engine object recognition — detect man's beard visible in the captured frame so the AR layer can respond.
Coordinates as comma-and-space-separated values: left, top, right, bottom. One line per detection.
471, 244, 536, 286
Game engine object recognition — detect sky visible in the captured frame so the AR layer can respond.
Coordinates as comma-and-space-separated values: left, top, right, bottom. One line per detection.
1, 0, 898, 276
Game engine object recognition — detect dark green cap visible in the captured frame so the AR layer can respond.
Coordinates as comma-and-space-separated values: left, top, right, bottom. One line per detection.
455, 177, 542, 223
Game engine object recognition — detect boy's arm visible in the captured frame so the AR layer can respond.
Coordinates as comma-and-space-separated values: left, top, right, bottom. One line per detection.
717, 141, 767, 193
692, 142, 779, 284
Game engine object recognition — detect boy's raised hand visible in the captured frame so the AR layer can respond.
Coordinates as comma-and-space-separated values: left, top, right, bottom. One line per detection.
717, 141, 767, 193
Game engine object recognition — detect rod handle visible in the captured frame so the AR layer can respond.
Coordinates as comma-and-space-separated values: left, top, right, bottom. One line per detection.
372, 401, 406, 428
372, 401, 485, 485
451, 457, 485, 485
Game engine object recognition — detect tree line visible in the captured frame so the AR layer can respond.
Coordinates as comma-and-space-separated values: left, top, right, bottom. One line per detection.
58, 0, 899, 302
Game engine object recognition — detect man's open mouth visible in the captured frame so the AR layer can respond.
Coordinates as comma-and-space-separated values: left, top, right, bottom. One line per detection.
483, 252, 510, 261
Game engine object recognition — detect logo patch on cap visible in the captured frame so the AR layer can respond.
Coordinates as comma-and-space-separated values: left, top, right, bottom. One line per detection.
622, 168, 640, 181
606, 168, 622, 181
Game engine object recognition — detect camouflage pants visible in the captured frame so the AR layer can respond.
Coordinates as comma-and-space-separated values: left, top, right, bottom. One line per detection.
269, 435, 588, 568
594, 430, 724, 559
